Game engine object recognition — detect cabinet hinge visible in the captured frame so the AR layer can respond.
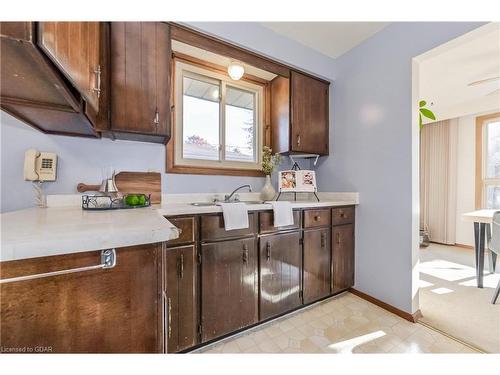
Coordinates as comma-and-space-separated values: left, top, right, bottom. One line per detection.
197, 253, 202, 265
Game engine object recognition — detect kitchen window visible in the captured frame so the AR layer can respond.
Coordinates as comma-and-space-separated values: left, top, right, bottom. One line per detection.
477, 113, 500, 209
171, 60, 264, 174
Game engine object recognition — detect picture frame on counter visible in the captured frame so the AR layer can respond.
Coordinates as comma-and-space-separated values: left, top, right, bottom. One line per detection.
279, 170, 317, 193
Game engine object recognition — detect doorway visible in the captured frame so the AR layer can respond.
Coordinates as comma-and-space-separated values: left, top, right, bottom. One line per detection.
413, 22, 500, 353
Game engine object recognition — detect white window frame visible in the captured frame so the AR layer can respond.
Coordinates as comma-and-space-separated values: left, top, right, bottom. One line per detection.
482, 116, 500, 208
174, 60, 263, 171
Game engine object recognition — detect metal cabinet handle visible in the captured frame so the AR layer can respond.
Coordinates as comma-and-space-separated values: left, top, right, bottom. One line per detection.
242, 244, 248, 263
314, 215, 321, 221
336, 232, 341, 245
321, 232, 326, 248
266, 242, 271, 260
297, 134, 301, 146
162, 291, 168, 352
93, 65, 101, 98
0, 249, 116, 284
154, 110, 160, 126
168, 297, 172, 339
178, 254, 184, 279
339, 210, 345, 218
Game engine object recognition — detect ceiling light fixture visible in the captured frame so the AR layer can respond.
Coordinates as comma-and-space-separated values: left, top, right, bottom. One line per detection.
228, 62, 244, 80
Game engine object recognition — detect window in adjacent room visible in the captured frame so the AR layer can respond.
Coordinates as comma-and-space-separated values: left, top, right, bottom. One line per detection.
172, 60, 263, 173
477, 113, 500, 209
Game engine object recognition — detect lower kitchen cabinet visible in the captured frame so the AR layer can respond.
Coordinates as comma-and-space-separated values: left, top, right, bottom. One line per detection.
164, 244, 199, 353
259, 231, 302, 320
303, 228, 331, 304
200, 238, 258, 342
332, 224, 355, 292
0, 244, 161, 353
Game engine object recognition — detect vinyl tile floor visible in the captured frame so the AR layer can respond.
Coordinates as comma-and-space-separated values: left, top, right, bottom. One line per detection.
194, 292, 479, 354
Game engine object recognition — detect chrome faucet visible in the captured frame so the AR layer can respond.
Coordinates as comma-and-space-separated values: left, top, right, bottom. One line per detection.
224, 185, 252, 202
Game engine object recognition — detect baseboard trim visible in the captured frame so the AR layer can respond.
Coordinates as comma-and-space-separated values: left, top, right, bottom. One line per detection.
349, 288, 422, 323
455, 243, 474, 250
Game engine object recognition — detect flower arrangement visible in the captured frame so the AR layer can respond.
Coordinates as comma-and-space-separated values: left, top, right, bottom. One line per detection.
261, 146, 282, 175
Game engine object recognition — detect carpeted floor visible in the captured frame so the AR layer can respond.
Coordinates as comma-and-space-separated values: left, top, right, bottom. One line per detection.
419, 243, 500, 353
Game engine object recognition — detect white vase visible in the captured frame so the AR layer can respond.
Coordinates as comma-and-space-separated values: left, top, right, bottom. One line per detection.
260, 174, 276, 201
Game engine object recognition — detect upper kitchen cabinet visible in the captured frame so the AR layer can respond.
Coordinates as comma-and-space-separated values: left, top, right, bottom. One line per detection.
109, 22, 171, 144
0, 22, 109, 137
271, 71, 330, 156
38, 23, 106, 120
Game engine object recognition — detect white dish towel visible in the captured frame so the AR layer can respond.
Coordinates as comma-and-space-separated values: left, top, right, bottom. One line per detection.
216, 202, 249, 230
267, 201, 294, 227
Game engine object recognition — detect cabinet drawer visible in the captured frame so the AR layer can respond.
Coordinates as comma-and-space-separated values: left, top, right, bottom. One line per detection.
259, 210, 301, 233
201, 213, 256, 241
303, 209, 331, 228
331, 206, 355, 226
166, 217, 196, 246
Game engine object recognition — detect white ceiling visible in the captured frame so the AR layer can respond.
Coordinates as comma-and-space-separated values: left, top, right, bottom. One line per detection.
260, 22, 389, 59
418, 23, 500, 123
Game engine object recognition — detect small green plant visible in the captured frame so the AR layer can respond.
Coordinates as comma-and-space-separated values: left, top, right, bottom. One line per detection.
419, 100, 436, 129
261, 146, 282, 175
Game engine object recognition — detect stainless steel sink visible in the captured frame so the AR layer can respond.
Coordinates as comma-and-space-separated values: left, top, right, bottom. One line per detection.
242, 201, 265, 205
190, 201, 265, 207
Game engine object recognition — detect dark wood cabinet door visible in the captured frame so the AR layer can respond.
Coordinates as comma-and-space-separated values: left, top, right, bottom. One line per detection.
110, 22, 171, 140
332, 224, 355, 292
164, 245, 199, 353
270, 75, 291, 154
259, 231, 302, 320
38, 22, 102, 113
0, 244, 161, 353
303, 228, 331, 304
0, 22, 100, 137
290, 71, 329, 155
201, 238, 258, 342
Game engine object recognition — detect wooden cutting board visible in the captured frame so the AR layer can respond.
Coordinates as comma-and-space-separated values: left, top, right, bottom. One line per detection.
77, 172, 162, 204
115, 172, 161, 204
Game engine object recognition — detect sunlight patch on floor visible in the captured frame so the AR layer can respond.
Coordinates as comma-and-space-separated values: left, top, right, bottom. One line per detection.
327, 330, 386, 353
430, 287, 454, 295
419, 259, 477, 281
459, 273, 500, 288
419, 279, 434, 288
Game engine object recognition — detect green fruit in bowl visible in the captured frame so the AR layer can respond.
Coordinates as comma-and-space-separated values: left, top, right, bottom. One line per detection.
137, 195, 146, 205
125, 195, 139, 206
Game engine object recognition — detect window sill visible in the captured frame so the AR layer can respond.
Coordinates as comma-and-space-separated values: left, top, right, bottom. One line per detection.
166, 163, 265, 177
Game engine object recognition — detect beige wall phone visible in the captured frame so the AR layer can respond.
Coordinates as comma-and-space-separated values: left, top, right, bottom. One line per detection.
24, 149, 57, 182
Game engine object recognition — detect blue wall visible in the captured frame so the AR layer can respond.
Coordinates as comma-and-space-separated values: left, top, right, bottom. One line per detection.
316, 22, 485, 312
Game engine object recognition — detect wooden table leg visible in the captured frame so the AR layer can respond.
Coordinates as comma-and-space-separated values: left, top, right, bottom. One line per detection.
474, 222, 486, 288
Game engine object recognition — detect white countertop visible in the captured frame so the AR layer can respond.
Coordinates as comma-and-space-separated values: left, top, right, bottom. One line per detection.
1, 192, 358, 262
1, 206, 179, 262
